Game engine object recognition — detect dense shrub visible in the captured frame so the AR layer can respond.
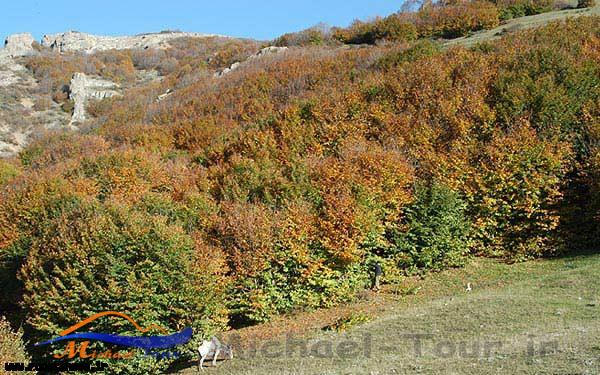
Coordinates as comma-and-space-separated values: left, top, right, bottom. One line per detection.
275, 25, 329, 47
371, 15, 419, 43
326, 1, 505, 44
0, 160, 19, 186
376, 39, 442, 69
17, 201, 228, 372
463, 125, 572, 258
333, 15, 418, 44
578, 0, 596, 8
332, 1, 501, 43
495, 0, 554, 20
216, 140, 414, 323
417, 1, 500, 38
491, 35, 600, 154
19, 133, 110, 169
387, 183, 471, 272
587, 148, 600, 241
313, 142, 414, 266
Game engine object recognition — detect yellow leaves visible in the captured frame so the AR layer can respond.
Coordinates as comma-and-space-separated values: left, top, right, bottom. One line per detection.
416, 1, 500, 38
333, 14, 417, 45
310, 139, 414, 264
68, 177, 100, 198
216, 201, 276, 276
193, 232, 230, 282
459, 123, 573, 255
0, 160, 20, 187
276, 202, 316, 261
317, 193, 363, 265
0, 210, 18, 250
105, 166, 141, 201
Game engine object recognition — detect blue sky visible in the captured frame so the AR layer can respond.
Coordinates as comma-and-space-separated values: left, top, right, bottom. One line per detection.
3, 1, 403, 42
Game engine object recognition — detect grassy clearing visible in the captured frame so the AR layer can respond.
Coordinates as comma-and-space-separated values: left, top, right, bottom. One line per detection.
176, 252, 600, 374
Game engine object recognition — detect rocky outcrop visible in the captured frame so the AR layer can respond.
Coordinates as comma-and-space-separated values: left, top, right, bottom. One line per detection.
215, 46, 288, 77
156, 89, 173, 102
42, 31, 222, 53
255, 46, 289, 57
3, 33, 36, 57
69, 73, 120, 124
216, 62, 242, 77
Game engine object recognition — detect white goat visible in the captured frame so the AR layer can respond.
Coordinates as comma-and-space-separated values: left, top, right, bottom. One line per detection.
198, 336, 234, 370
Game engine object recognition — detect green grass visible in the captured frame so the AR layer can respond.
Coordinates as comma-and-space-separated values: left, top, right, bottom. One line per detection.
183, 252, 600, 374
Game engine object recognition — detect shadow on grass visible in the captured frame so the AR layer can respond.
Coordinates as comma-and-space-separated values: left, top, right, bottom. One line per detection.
166, 357, 232, 373
165, 359, 198, 374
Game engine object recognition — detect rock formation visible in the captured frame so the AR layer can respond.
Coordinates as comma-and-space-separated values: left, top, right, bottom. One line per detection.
42, 31, 222, 53
0, 29, 237, 157
156, 89, 173, 102
69, 73, 120, 124
3, 33, 36, 57
215, 46, 288, 77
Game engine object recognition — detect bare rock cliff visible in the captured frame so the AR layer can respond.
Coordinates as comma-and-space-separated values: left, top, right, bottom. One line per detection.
2, 33, 36, 57
42, 31, 222, 53
215, 46, 288, 77
69, 73, 120, 124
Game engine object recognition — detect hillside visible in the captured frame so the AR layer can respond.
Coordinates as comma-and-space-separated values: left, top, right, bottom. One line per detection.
0, 31, 261, 157
1, 2, 598, 158
0, 1, 599, 374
